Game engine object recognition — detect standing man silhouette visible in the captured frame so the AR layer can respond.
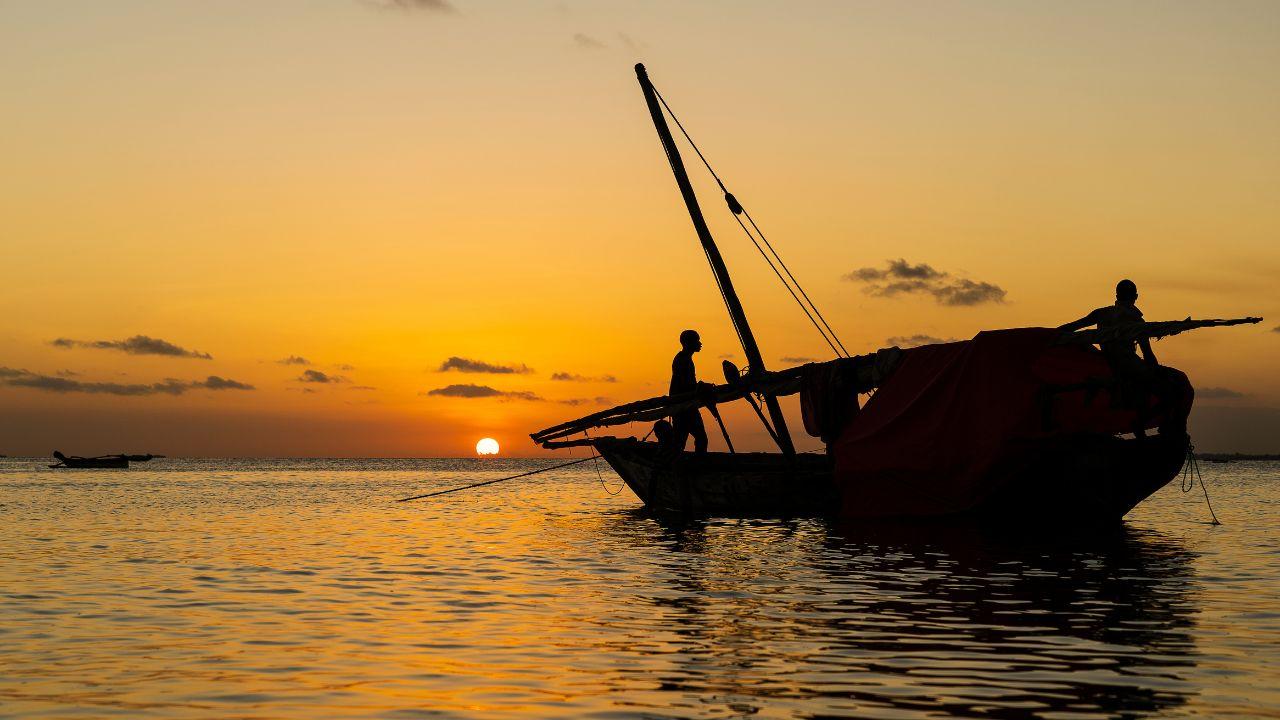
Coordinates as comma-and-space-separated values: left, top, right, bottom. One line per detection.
670, 330, 709, 454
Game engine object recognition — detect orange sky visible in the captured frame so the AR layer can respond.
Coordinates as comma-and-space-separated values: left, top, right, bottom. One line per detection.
2, 1, 1277, 456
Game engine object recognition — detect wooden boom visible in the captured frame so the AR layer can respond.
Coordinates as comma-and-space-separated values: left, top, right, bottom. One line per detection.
531, 348, 901, 446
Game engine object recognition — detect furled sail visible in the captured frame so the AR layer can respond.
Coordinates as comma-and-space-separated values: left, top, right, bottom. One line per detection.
1057, 317, 1261, 346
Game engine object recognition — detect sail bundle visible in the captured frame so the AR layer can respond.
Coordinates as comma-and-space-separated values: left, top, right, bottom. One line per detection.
1057, 317, 1262, 347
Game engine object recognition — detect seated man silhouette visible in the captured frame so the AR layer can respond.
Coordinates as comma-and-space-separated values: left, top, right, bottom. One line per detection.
1058, 279, 1164, 435
1059, 279, 1158, 370
668, 329, 710, 454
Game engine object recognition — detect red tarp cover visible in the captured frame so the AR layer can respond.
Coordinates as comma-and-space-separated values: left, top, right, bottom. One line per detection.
830, 328, 1191, 518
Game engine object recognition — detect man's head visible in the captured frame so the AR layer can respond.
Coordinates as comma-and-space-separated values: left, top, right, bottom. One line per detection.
679, 329, 702, 352
1115, 279, 1138, 306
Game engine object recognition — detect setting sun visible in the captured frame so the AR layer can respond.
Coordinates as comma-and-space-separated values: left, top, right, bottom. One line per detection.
475, 438, 500, 456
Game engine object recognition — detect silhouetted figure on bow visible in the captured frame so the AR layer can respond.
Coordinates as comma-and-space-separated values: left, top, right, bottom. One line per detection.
1059, 279, 1159, 370
1059, 279, 1165, 436
669, 330, 709, 454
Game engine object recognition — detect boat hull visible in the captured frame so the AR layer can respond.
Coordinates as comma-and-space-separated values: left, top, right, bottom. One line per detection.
594, 439, 835, 516
967, 431, 1190, 524
592, 431, 1189, 523
50, 457, 130, 468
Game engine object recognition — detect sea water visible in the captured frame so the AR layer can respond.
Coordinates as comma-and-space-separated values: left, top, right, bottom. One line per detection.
1, 456, 1277, 719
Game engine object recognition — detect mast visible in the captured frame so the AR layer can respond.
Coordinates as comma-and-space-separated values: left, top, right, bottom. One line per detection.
635, 63, 795, 455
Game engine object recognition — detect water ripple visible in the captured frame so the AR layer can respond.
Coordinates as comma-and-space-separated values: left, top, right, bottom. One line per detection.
0, 457, 1278, 717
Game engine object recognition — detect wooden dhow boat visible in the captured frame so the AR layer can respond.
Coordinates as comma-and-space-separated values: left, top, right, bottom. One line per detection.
531, 64, 1261, 523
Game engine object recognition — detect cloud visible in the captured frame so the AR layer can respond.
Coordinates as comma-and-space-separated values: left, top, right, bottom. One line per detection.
780, 356, 819, 364
335, 364, 356, 371
932, 279, 1007, 307
1198, 386, 1245, 399
201, 376, 255, 391
618, 32, 643, 51
573, 33, 607, 49
848, 259, 943, 282
427, 384, 507, 399
278, 356, 310, 366
56, 369, 79, 377
886, 334, 961, 348
423, 383, 549, 402
299, 369, 346, 384
551, 372, 618, 383
438, 356, 532, 374
50, 335, 213, 359
0, 367, 253, 396
845, 259, 1006, 306
1273, 325, 1280, 333
369, 0, 456, 12
552, 396, 614, 406
349, 385, 377, 391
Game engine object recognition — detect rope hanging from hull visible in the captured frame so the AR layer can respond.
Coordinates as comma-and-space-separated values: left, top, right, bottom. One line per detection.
1181, 443, 1222, 525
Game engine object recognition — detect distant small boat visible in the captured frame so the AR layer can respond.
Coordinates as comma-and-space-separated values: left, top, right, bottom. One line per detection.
49, 451, 164, 469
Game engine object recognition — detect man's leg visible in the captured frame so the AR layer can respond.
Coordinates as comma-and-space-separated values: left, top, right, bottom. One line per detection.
1118, 355, 1155, 438
671, 413, 692, 452
689, 411, 709, 454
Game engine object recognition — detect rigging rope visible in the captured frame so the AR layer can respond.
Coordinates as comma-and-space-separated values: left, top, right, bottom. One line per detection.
650, 92, 750, 356
730, 211, 844, 358
653, 86, 849, 358
739, 208, 850, 357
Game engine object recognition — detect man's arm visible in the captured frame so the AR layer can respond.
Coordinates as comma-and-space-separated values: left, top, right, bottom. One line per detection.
1138, 338, 1158, 366
1058, 309, 1100, 332
1132, 307, 1157, 365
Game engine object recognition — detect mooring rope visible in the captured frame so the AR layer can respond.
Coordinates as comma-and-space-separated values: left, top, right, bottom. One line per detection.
583, 430, 625, 496
1181, 443, 1221, 525
397, 456, 595, 502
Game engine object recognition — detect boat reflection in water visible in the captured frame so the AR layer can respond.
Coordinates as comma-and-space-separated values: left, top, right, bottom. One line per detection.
593, 513, 1197, 718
